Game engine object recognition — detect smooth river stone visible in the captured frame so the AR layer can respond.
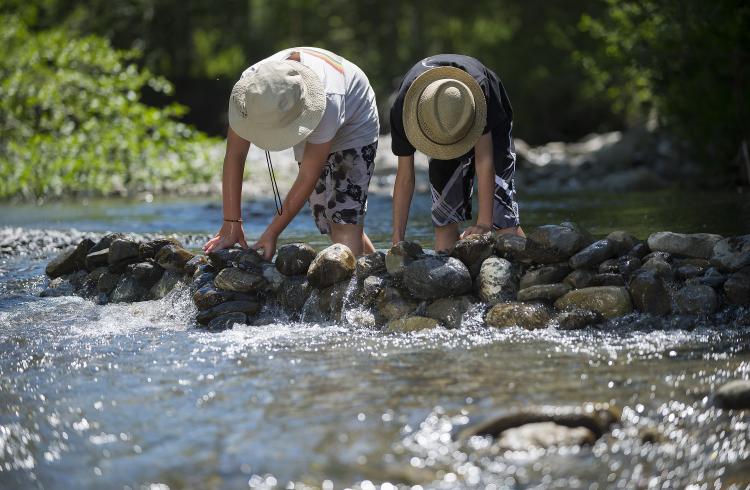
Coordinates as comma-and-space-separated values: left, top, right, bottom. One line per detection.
46, 238, 94, 278
139, 238, 182, 260
673, 285, 718, 315
647, 231, 723, 259
206, 312, 247, 330
149, 270, 184, 299
108, 238, 141, 268
485, 302, 552, 330
207, 247, 263, 271
196, 300, 262, 325
214, 267, 267, 293
569, 239, 616, 270
554, 308, 603, 330
628, 271, 671, 315
450, 233, 494, 277
554, 286, 633, 319
155, 244, 195, 272
355, 251, 387, 279
724, 267, 750, 305
517, 283, 571, 302
519, 263, 571, 289
375, 286, 418, 321
385, 241, 423, 277
711, 380, 750, 409
275, 243, 317, 276
84, 248, 110, 271
402, 255, 472, 300
524, 223, 591, 263
711, 235, 750, 271
425, 295, 474, 329
477, 256, 516, 305
496, 422, 597, 450
606, 230, 639, 256
307, 243, 356, 289
384, 316, 440, 333
494, 233, 531, 263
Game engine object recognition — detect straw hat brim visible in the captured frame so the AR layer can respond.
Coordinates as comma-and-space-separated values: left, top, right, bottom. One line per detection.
403, 66, 487, 160
228, 60, 326, 151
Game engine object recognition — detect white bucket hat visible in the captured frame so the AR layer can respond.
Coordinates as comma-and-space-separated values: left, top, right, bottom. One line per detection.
228, 59, 325, 151
403, 66, 487, 160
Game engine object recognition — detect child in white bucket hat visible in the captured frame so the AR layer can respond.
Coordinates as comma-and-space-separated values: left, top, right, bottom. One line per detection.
389, 54, 524, 251
204, 47, 379, 259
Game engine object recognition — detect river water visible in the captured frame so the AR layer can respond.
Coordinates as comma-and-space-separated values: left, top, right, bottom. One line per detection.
1, 189, 749, 489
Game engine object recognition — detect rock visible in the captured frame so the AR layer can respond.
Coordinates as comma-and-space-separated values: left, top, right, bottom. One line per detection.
564, 269, 595, 289
569, 239, 616, 269
628, 271, 671, 315
711, 380, 750, 409
450, 234, 494, 277
555, 309, 603, 330
673, 285, 718, 315
184, 255, 208, 276
110, 274, 146, 303
711, 235, 750, 272
83, 266, 110, 291
598, 258, 620, 274
318, 281, 351, 319
524, 223, 591, 263
494, 233, 531, 263
425, 295, 474, 329
402, 256, 472, 300
385, 241, 423, 277
477, 257, 516, 305
517, 283, 571, 302
361, 275, 386, 306
675, 264, 703, 280
88, 233, 124, 254
155, 244, 194, 273
196, 300, 262, 325
278, 276, 311, 313
589, 273, 626, 287
150, 270, 184, 299
97, 271, 121, 294
214, 267, 267, 293
643, 251, 671, 262
519, 263, 571, 289
723, 267, 750, 305
40, 277, 76, 297
191, 271, 215, 292
275, 243, 317, 276
485, 302, 552, 330
617, 256, 642, 276
193, 283, 254, 310
687, 267, 727, 289
385, 316, 440, 333
84, 248, 110, 271
67, 269, 88, 290
375, 286, 418, 322
307, 244, 356, 289
206, 312, 246, 330
628, 242, 650, 259
207, 247, 263, 272
261, 263, 284, 295
495, 422, 597, 450
45, 238, 94, 278
640, 257, 673, 281
554, 286, 633, 319
139, 238, 182, 260
108, 239, 141, 270
355, 252, 387, 280
128, 262, 163, 287
647, 231, 723, 259
606, 230, 639, 256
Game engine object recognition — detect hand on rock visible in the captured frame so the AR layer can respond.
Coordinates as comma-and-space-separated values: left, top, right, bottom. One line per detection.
252, 230, 278, 261
203, 221, 248, 253
460, 223, 492, 239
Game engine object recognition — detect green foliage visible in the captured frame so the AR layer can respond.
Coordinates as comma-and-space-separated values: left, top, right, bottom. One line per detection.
0, 15, 218, 199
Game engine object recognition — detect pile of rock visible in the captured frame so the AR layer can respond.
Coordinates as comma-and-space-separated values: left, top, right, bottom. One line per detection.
43, 224, 750, 331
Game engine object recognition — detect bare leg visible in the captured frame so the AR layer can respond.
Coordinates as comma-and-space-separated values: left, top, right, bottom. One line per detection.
434, 223, 460, 252
497, 225, 525, 238
329, 222, 374, 256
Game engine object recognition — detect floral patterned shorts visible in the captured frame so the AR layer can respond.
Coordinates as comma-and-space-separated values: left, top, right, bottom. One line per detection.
301, 142, 377, 234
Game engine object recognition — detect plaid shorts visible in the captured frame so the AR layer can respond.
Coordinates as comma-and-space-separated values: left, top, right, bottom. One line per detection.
301, 142, 377, 234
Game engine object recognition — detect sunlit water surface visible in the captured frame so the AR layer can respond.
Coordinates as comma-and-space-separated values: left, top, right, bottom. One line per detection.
1, 189, 749, 488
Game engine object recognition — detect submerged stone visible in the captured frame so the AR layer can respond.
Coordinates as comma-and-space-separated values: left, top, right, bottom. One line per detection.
555, 308, 603, 330
385, 316, 440, 333
485, 302, 552, 330
307, 243, 356, 289
450, 233, 494, 277
355, 251, 387, 279
361, 275, 386, 306
375, 286, 418, 322
647, 231, 723, 259
425, 295, 474, 329
477, 257, 516, 305
517, 283, 571, 302
214, 267, 267, 293
206, 312, 246, 330
519, 263, 571, 289
97, 271, 121, 294
402, 256, 472, 300
261, 263, 284, 295
569, 239, 616, 270
46, 238, 93, 278
275, 243, 317, 276
674, 285, 718, 315
385, 241, 423, 277
711, 380, 750, 409
628, 271, 671, 315
711, 235, 750, 272
318, 281, 352, 319
40, 277, 76, 297
196, 300, 262, 325
495, 422, 597, 450
554, 286, 632, 319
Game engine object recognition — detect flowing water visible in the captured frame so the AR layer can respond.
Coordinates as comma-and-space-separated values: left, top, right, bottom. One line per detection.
1, 189, 750, 489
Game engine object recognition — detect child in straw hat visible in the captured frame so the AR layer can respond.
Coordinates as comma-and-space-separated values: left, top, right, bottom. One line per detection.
204, 47, 379, 259
389, 54, 524, 251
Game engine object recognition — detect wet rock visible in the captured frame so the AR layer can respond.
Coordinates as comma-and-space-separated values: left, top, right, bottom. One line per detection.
450, 234, 494, 277
517, 283, 571, 302
208, 247, 263, 272
494, 234, 531, 263
711, 235, 750, 272
554, 286, 632, 319
711, 380, 750, 409
261, 263, 284, 295
196, 300, 262, 325
155, 244, 195, 273
643, 251, 671, 262
477, 257, 516, 305
495, 422, 597, 450
191, 271, 215, 292
150, 270, 184, 299
385, 241, 423, 277
675, 264, 704, 280
569, 239, 616, 270
524, 223, 591, 263
110, 274, 146, 303
214, 267, 267, 293
83, 266, 110, 290
617, 256, 642, 276
278, 276, 311, 313
184, 255, 208, 276
318, 281, 351, 319
362, 275, 386, 306
425, 295, 474, 329
376, 286, 418, 321
674, 285, 718, 315
627, 242, 650, 259
687, 267, 727, 289
402, 256, 472, 300
139, 238, 182, 260
40, 277, 76, 297
67, 270, 88, 290
675, 257, 711, 270
355, 251, 387, 279
724, 267, 750, 306
97, 271, 121, 294
275, 243, 317, 276
84, 248, 110, 271
89, 233, 125, 254
606, 230, 639, 256
108, 239, 141, 271
555, 308, 603, 330
628, 271, 671, 315
206, 312, 246, 330
640, 257, 673, 281
519, 263, 571, 289
385, 316, 440, 333
307, 244, 356, 289
485, 302, 552, 330
128, 262, 163, 287
193, 283, 254, 310
639, 426, 664, 444
647, 231, 722, 259
598, 258, 620, 274
564, 269, 595, 289
589, 273, 626, 287
45, 238, 94, 278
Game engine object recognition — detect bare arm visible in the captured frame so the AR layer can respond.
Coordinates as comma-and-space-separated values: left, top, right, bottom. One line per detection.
392, 155, 415, 244
462, 132, 494, 237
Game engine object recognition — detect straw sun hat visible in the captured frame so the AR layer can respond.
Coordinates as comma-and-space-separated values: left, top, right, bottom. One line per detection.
228, 59, 325, 151
403, 66, 487, 160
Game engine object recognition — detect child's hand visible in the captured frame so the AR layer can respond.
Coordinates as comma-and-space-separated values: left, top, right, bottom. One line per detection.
203, 221, 249, 253
252, 230, 278, 261
460, 223, 492, 239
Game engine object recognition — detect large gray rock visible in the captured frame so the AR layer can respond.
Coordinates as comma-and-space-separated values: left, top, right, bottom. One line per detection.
425, 295, 474, 329
554, 286, 633, 319
307, 244, 356, 289
495, 422, 597, 450
385, 241, 423, 277
155, 244, 195, 272
494, 234, 531, 263
214, 267, 267, 293
450, 234, 494, 277
477, 257, 516, 304
523, 223, 591, 263
355, 251, 387, 279
673, 285, 718, 315
196, 300, 262, 325
711, 235, 750, 272
606, 230, 639, 256
485, 302, 552, 330
207, 247, 263, 272
569, 239, 616, 270
402, 256, 472, 300
375, 286, 418, 322
108, 239, 141, 270
517, 283, 571, 302
275, 243, 317, 276
520, 263, 571, 289
711, 380, 750, 409
555, 309, 603, 330
647, 231, 723, 259
46, 238, 94, 278
385, 316, 440, 333
628, 271, 671, 315
724, 267, 750, 305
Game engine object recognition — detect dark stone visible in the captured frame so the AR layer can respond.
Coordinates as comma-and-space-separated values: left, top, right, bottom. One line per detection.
191, 271, 215, 292
207, 247, 263, 272
517, 283, 571, 302
494, 234, 532, 263
139, 238, 182, 260
617, 256, 642, 276
639, 257, 673, 281
590, 273, 626, 287
196, 300, 262, 325
647, 231, 722, 259
711, 380, 750, 409
155, 244, 195, 273
206, 312, 246, 330
278, 276, 311, 313
318, 281, 351, 319
724, 267, 750, 305
385, 241, 423, 277
214, 267, 267, 293
628, 271, 671, 315
555, 308, 604, 330
150, 270, 184, 299
40, 277, 75, 297
524, 223, 591, 263
450, 233, 494, 277
97, 271, 121, 294
184, 255, 208, 276
89, 233, 125, 254
84, 248, 110, 271
355, 252, 387, 279
402, 255, 472, 300
128, 262, 163, 287
45, 238, 94, 278
83, 266, 110, 291
110, 274, 146, 303
519, 263, 571, 289
564, 269, 595, 289
485, 302, 552, 330
711, 235, 750, 272
569, 239, 616, 270
606, 230, 639, 256
643, 251, 671, 262
674, 285, 718, 315
425, 295, 474, 329
627, 242, 650, 259
687, 267, 727, 289
598, 259, 620, 274
307, 244, 356, 289
108, 239, 141, 270
193, 283, 254, 310
261, 263, 284, 295
375, 286, 418, 322
675, 264, 703, 281
67, 269, 88, 290
275, 243, 317, 276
